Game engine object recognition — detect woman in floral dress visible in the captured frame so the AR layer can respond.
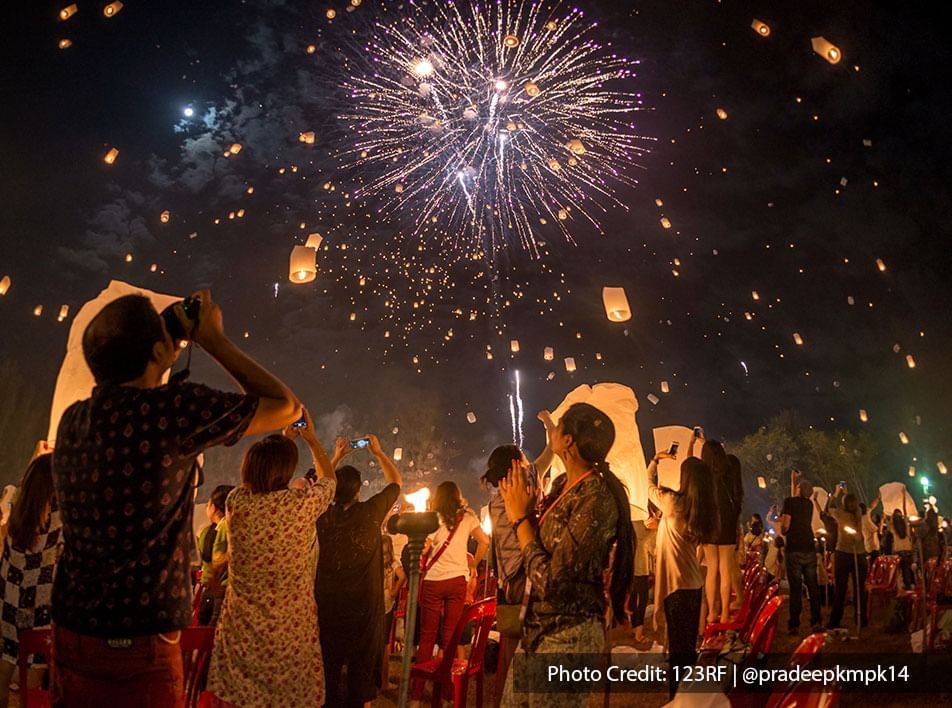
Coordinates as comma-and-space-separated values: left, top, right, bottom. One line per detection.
207, 411, 335, 707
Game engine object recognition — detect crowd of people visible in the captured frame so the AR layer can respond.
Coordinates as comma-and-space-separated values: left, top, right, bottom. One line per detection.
0, 290, 948, 707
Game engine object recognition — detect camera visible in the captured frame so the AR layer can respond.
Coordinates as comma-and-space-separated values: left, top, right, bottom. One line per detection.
350, 438, 370, 450
161, 297, 201, 343
292, 412, 308, 429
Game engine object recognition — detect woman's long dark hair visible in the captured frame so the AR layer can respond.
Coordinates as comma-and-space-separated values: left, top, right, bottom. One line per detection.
892, 509, 908, 539
678, 457, 717, 543
432, 481, 465, 528
726, 453, 744, 510
8, 453, 55, 551
559, 403, 633, 622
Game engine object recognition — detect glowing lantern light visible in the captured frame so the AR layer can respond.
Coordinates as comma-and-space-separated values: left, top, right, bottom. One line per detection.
503, 34, 520, 48
899, 432, 909, 445
655, 198, 664, 207
395, 183, 405, 193
150, 263, 157, 272
547, 159, 561, 171
660, 217, 672, 229
0, 276, 10, 295
124, 253, 133, 263
306, 44, 317, 54
405, 487, 430, 512
847, 295, 855, 306
811, 36, 842, 64
298, 131, 316, 144
859, 409, 868, 423
33, 305, 43, 317
393, 447, 403, 461
906, 354, 916, 369
793, 332, 804, 346
305, 233, 323, 250
229, 143, 242, 155
566, 139, 586, 156
59, 4, 78, 20
103, 147, 119, 164
289, 245, 317, 283
875, 258, 886, 272
326, 8, 337, 20
466, 411, 477, 424
751, 290, 760, 301
558, 209, 568, 221
660, 381, 670, 394
58, 39, 72, 49
646, 393, 660, 405
524, 81, 540, 97
103, 2, 123, 17
545, 20, 557, 31
595, 352, 602, 361
751, 19, 770, 36
908, 466, 916, 477
564, 357, 576, 373
57, 305, 69, 322
510, 340, 520, 353
757, 476, 767, 489
602, 286, 632, 322
349, 312, 357, 321
938, 461, 948, 475
351, 0, 362, 6
160, 210, 170, 224
715, 107, 728, 120
543, 346, 554, 361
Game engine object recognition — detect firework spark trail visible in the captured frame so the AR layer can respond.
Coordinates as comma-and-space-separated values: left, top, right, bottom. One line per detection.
340, 0, 650, 262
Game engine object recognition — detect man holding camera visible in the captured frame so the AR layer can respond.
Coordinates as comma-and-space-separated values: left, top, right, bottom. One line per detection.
51, 290, 301, 706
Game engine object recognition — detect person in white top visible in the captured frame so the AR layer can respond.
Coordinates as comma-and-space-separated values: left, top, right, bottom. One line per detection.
647, 450, 717, 698
410, 482, 489, 703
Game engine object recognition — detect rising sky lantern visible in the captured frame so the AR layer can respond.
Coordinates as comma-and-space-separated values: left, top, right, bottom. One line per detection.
543, 346, 554, 361
58, 4, 77, 21
103, 2, 123, 18
751, 19, 770, 36
564, 357, 576, 372
0, 276, 10, 295
103, 147, 119, 164
811, 36, 842, 64
602, 286, 632, 322
289, 245, 317, 283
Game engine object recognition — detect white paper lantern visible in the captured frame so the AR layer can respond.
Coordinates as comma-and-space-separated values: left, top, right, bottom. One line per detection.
751, 19, 770, 36
602, 287, 632, 322
876, 258, 886, 272
646, 393, 660, 405
811, 36, 842, 64
305, 233, 323, 250
298, 131, 316, 144
0, 276, 10, 295
938, 461, 948, 475
899, 432, 909, 445
103, 1, 123, 17
660, 381, 670, 394
905, 354, 916, 369
466, 411, 477, 424
793, 332, 804, 346
57, 305, 69, 322
59, 4, 78, 20
510, 339, 520, 353
103, 147, 119, 164
859, 409, 868, 423
543, 347, 554, 361
564, 357, 576, 373
757, 476, 767, 489
393, 447, 403, 461
289, 245, 317, 283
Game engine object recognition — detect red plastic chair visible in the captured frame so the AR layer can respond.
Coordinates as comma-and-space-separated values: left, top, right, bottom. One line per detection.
898, 556, 940, 630
766, 683, 840, 708
410, 597, 496, 707
192, 582, 206, 626
181, 626, 216, 708
925, 558, 952, 651
702, 568, 768, 641
864, 555, 899, 623
745, 595, 784, 662
701, 582, 777, 653
16, 628, 52, 708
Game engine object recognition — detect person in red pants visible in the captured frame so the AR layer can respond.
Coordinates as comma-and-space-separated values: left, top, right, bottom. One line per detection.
410, 482, 489, 705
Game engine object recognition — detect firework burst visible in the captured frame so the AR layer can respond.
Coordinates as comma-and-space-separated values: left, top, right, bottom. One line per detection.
340, 0, 651, 260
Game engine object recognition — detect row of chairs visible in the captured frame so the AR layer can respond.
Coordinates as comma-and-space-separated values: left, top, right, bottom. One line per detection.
865, 553, 952, 648
16, 626, 215, 708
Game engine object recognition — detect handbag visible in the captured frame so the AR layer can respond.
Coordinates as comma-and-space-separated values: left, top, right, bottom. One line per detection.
420, 509, 464, 578
491, 531, 529, 639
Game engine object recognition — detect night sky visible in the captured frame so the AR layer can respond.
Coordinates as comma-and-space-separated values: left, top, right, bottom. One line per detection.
2, 0, 950, 506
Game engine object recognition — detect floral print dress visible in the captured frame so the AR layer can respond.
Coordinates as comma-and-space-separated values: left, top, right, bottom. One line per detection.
207, 476, 335, 707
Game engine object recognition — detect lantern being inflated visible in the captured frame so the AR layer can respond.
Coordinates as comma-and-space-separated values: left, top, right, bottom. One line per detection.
602, 287, 632, 322
289, 245, 317, 283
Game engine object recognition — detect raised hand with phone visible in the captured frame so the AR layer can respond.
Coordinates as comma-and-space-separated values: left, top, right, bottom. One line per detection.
283, 408, 334, 483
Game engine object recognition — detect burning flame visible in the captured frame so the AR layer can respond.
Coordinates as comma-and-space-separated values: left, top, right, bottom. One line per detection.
404, 487, 431, 513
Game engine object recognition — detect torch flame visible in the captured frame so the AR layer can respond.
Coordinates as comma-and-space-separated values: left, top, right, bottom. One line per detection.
404, 487, 431, 513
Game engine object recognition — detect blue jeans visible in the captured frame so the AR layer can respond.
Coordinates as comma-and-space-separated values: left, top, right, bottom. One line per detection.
785, 551, 821, 629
